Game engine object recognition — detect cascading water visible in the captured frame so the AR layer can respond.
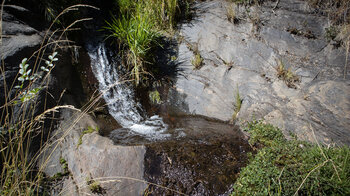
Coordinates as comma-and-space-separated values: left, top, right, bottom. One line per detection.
88, 44, 170, 140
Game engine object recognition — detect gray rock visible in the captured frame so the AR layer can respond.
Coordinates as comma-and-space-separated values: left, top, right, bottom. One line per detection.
168, 0, 350, 144
40, 109, 147, 196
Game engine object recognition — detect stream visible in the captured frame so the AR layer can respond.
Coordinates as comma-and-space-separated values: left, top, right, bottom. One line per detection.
86, 43, 251, 195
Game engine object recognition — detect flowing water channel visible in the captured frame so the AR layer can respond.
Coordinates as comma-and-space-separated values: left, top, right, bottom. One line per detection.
87, 44, 249, 144
88, 44, 172, 142
87, 43, 252, 195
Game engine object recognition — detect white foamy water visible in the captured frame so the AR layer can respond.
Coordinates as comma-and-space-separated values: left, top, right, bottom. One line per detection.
88, 44, 170, 139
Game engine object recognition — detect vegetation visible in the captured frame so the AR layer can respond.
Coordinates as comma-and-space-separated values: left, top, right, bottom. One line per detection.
34, 0, 82, 22
232, 120, 350, 195
149, 90, 162, 104
228, 0, 265, 6
77, 126, 99, 146
276, 59, 299, 89
105, 0, 194, 85
231, 88, 242, 122
191, 53, 203, 69
226, 4, 239, 24
0, 4, 96, 195
87, 178, 105, 194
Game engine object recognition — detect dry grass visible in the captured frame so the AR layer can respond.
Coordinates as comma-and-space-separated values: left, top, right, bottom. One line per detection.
226, 3, 239, 24
276, 59, 300, 89
305, 0, 350, 78
0, 4, 98, 195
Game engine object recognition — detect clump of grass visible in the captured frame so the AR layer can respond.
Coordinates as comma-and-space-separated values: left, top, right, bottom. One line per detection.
105, 12, 160, 85
105, 0, 193, 85
226, 4, 239, 24
232, 120, 350, 195
149, 90, 162, 104
87, 178, 105, 194
231, 88, 242, 122
186, 42, 203, 69
307, 0, 350, 25
77, 126, 99, 146
0, 4, 97, 195
276, 59, 300, 89
191, 53, 203, 69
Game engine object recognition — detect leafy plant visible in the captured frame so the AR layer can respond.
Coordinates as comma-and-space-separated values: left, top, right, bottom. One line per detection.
232, 121, 350, 195
105, 2, 161, 85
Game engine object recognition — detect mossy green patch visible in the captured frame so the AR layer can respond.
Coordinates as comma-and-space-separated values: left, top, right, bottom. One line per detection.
232, 121, 350, 195
77, 126, 99, 146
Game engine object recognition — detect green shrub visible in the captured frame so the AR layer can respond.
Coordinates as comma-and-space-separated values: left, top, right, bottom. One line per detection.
232, 121, 350, 195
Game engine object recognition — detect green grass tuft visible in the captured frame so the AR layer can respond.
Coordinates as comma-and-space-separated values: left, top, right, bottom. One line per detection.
105, 0, 192, 85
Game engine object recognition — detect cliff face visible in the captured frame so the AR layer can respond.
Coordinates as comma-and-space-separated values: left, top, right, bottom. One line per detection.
167, 0, 350, 145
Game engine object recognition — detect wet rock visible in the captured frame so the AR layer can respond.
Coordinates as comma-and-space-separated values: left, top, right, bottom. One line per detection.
40, 109, 147, 195
40, 110, 252, 195
144, 138, 251, 196
168, 0, 350, 145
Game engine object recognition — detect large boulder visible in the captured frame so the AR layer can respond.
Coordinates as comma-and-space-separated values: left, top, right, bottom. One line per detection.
167, 0, 350, 144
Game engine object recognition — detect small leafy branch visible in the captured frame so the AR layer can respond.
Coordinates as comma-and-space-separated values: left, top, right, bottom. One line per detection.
14, 52, 58, 103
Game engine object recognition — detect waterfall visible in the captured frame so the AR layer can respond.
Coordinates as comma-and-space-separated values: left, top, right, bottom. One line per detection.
88, 44, 169, 139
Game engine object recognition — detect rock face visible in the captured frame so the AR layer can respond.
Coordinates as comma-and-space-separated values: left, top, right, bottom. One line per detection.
168, 0, 350, 144
41, 110, 251, 196
0, 5, 43, 108
40, 109, 147, 196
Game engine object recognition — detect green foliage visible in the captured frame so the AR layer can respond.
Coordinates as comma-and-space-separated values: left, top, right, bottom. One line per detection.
232, 88, 242, 121
149, 90, 162, 104
106, 0, 193, 85
87, 178, 105, 194
325, 25, 339, 41
191, 53, 203, 69
232, 121, 350, 195
245, 120, 285, 147
60, 157, 69, 174
276, 59, 300, 89
105, 1, 163, 85
77, 126, 99, 146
